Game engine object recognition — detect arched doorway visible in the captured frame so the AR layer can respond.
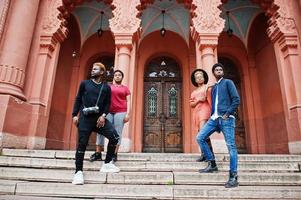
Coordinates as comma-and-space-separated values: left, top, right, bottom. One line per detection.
218, 57, 247, 153
46, 14, 81, 149
143, 56, 182, 153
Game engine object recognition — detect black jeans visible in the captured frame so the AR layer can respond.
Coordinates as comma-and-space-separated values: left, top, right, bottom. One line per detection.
75, 117, 119, 172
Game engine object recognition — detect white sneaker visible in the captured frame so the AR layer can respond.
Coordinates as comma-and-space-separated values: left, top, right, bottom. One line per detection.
72, 171, 84, 185
100, 162, 120, 173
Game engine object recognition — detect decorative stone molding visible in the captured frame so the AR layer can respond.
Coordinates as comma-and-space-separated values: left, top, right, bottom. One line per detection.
109, 0, 141, 35
114, 33, 134, 48
191, 0, 225, 35
138, 0, 195, 18
136, 0, 155, 17
0, 0, 10, 42
198, 34, 219, 48
41, 0, 68, 55
0, 64, 25, 88
266, 0, 298, 51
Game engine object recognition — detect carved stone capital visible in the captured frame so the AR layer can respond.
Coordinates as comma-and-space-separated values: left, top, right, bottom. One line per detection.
199, 34, 219, 48
191, 0, 224, 36
278, 35, 298, 53
266, 0, 298, 51
39, 35, 57, 56
109, 0, 141, 35
41, 0, 68, 54
114, 33, 133, 50
193, 32, 219, 50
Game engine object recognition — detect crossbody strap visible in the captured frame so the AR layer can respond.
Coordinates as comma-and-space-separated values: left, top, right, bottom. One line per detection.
95, 83, 104, 106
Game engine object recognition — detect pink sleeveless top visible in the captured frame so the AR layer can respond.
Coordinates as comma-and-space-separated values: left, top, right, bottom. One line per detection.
190, 85, 212, 129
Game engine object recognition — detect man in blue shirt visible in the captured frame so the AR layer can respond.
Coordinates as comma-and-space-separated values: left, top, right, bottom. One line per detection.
196, 63, 240, 188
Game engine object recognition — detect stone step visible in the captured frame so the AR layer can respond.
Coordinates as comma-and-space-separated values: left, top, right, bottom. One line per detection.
2, 148, 301, 162
0, 195, 84, 200
0, 156, 299, 172
1, 181, 301, 199
0, 167, 300, 186
173, 171, 301, 186
173, 185, 301, 199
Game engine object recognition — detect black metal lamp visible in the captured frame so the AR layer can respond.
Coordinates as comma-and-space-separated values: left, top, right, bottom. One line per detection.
97, 11, 104, 37
160, 10, 166, 37
72, 51, 77, 58
226, 11, 233, 37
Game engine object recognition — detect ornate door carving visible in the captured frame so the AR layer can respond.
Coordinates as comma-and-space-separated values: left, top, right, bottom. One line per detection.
143, 57, 182, 153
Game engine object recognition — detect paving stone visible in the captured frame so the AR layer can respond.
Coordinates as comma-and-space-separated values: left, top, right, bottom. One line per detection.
15, 182, 173, 199
2, 149, 56, 158
173, 172, 301, 186
0, 180, 24, 195
173, 185, 301, 199
0, 167, 106, 183
0, 195, 83, 200
107, 171, 173, 184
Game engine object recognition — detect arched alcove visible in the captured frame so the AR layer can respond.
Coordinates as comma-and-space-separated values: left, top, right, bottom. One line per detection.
46, 14, 81, 149
248, 13, 288, 153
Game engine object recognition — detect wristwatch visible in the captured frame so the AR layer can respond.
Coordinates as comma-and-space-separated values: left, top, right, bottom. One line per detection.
101, 113, 106, 118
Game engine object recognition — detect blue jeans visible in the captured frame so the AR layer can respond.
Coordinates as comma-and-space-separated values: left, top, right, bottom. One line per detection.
196, 117, 238, 173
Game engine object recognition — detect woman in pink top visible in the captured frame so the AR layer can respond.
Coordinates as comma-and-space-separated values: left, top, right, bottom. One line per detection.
90, 70, 131, 162
190, 69, 214, 162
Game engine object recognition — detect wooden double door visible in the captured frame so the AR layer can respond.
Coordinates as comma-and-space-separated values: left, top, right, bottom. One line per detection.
143, 57, 182, 153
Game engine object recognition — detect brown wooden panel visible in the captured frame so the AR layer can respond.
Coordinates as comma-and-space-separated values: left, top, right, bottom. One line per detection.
143, 57, 182, 153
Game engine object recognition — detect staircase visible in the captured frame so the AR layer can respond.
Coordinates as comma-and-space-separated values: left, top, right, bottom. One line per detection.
0, 149, 300, 199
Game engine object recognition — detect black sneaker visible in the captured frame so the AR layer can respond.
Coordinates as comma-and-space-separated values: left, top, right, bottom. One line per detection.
90, 152, 102, 162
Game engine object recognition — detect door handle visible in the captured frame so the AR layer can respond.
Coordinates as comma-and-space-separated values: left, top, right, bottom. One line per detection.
159, 112, 167, 123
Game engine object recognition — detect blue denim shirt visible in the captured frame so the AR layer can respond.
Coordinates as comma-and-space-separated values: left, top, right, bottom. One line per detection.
211, 78, 240, 117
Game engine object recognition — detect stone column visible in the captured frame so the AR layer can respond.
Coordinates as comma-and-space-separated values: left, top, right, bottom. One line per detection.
114, 35, 133, 86
267, 1, 301, 154
191, 0, 228, 153
109, 0, 141, 152
0, 0, 10, 42
64, 58, 80, 150
26, 0, 67, 149
199, 35, 219, 85
0, 0, 40, 100
28, 1, 67, 106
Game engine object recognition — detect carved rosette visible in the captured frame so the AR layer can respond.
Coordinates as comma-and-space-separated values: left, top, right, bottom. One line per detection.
191, 0, 224, 35
41, 0, 68, 55
267, 0, 298, 51
109, 0, 141, 46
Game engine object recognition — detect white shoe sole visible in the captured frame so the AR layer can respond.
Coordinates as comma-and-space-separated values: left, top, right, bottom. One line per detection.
72, 181, 84, 185
100, 168, 120, 173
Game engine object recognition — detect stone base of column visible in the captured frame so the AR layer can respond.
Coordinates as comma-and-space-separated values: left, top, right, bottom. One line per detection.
0, 83, 26, 101
210, 132, 228, 154
0, 94, 48, 150
0, 132, 46, 149
118, 138, 132, 152
288, 140, 301, 154
103, 137, 132, 153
